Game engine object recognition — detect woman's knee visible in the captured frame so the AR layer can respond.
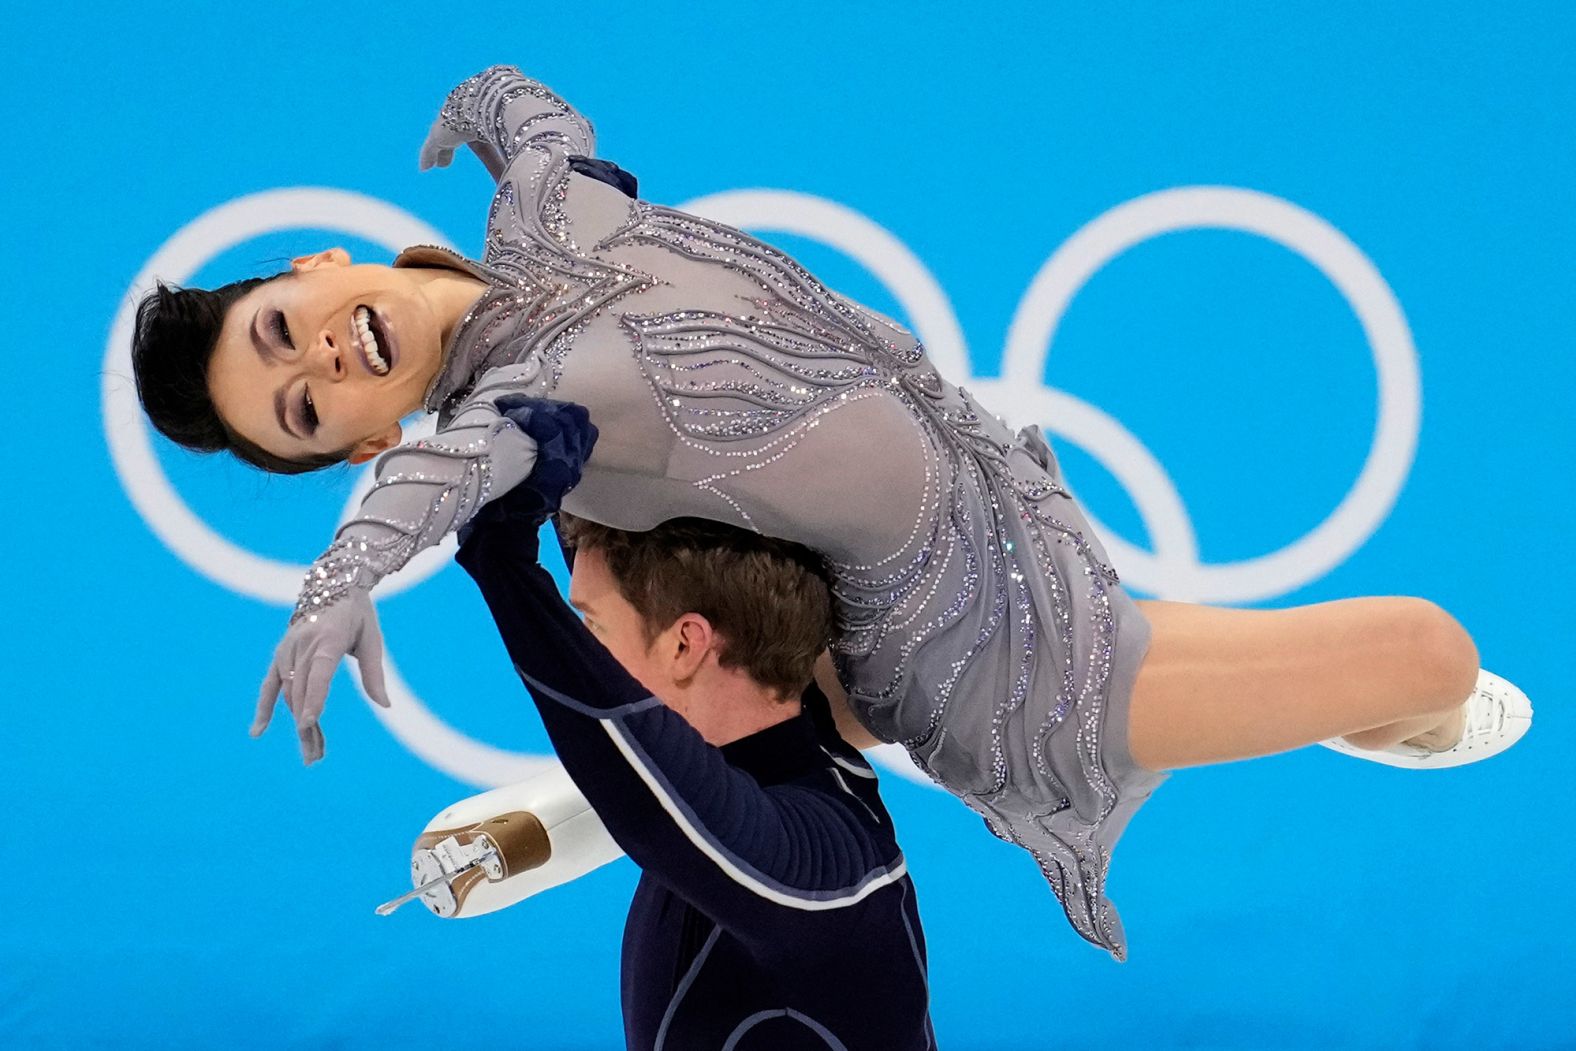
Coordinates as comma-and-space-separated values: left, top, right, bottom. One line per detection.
1392, 598, 1480, 711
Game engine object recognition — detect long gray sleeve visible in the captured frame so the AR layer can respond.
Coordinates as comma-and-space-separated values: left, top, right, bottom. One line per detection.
291, 366, 542, 620
292, 68, 610, 619
428, 64, 596, 186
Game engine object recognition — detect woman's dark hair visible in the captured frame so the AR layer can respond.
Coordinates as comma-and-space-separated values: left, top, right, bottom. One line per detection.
131, 277, 353, 475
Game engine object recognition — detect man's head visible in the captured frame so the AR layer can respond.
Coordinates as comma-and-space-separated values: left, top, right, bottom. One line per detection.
131, 248, 469, 474
560, 515, 835, 745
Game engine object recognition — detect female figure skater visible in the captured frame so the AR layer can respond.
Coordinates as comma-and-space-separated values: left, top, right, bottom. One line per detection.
132, 66, 1531, 960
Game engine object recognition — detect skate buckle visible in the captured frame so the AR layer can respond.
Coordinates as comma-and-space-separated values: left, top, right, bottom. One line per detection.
375, 833, 503, 918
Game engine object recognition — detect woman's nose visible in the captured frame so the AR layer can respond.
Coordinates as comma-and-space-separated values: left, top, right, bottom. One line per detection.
307, 329, 347, 380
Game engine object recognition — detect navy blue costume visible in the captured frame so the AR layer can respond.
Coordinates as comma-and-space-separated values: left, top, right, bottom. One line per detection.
454, 415, 936, 1050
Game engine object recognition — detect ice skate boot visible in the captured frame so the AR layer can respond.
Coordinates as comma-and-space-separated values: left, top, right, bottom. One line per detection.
1320, 668, 1533, 769
376, 764, 624, 918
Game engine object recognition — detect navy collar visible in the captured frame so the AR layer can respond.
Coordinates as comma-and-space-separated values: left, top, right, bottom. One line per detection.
720, 689, 835, 785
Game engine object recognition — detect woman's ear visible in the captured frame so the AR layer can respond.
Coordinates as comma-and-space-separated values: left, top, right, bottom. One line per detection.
291, 246, 352, 272
348, 421, 403, 465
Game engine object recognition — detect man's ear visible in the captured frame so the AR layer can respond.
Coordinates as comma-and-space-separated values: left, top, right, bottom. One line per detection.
671, 614, 717, 682
348, 421, 403, 465
291, 246, 352, 273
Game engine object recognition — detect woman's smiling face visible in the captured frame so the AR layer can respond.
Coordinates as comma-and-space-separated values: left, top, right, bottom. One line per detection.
206, 248, 453, 465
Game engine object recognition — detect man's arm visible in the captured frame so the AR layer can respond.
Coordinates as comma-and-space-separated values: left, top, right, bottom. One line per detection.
454, 514, 908, 956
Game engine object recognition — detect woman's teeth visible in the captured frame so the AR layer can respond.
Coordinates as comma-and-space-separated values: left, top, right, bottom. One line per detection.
353, 306, 390, 375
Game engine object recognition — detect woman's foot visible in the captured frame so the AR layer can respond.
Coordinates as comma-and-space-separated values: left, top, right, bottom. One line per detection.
1399, 704, 1466, 751
1320, 670, 1532, 769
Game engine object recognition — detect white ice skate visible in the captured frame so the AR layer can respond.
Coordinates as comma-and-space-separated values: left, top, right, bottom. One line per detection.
1320, 669, 1533, 769
376, 764, 625, 918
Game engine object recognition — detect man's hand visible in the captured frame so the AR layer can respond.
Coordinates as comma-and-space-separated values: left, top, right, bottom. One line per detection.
252, 588, 393, 766
459, 396, 599, 544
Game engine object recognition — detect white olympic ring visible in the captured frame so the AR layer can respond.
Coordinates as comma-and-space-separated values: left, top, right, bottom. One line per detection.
989, 186, 1419, 603
106, 183, 1419, 789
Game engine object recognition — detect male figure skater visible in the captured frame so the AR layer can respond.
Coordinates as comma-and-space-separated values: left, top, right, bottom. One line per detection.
451, 399, 935, 1050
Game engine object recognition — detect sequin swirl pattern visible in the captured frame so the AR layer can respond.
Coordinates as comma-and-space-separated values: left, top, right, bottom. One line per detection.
580, 201, 1147, 955
344, 66, 1166, 959
290, 414, 516, 623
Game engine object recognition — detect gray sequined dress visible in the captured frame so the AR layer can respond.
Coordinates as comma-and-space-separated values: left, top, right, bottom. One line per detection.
329, 67, 1167, 959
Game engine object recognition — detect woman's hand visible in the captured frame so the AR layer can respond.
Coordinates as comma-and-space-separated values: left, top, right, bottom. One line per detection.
417, 118, 469, 173
250, 395, 592, 767
251, 588, 393, 765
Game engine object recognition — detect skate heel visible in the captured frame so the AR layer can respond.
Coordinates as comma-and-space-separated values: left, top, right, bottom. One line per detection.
377, 766, 625, 919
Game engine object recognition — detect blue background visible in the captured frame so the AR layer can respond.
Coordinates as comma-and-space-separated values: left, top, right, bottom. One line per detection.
5, 3, 1573, 1047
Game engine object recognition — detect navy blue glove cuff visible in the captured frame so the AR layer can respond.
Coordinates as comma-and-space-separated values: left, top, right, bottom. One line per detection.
459, 397, 599, 548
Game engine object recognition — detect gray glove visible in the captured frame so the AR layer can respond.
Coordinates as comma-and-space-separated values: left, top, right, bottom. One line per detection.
417, 117, 477, 174
418, 65, 595, 183
250, 366, 544, 765
251, 588, 391, 765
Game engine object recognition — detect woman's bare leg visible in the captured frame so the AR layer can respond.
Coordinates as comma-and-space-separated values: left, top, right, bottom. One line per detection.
815, 651, 883, 750
1126, 597, 1480, 772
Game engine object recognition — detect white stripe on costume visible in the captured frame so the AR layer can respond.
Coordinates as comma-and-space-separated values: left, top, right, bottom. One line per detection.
601, 721, 908, 911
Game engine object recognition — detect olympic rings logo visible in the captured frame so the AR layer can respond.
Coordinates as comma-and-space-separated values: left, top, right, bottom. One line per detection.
102, 185, 1419, 790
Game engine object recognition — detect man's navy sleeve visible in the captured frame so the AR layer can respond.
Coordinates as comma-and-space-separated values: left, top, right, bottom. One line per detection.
453, 522, 910, 957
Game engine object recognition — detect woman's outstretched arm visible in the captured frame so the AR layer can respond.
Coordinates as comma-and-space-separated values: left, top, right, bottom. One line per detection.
252, 381, 594, 764
419, 65, 596, 185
